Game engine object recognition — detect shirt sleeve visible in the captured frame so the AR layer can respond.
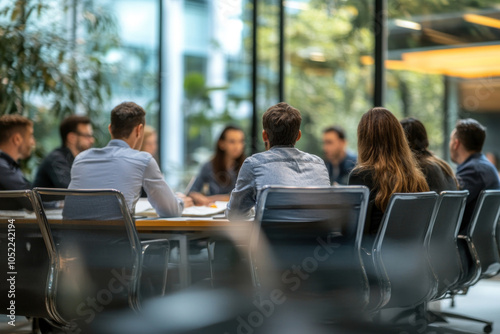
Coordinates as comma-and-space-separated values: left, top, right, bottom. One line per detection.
226, 158, 256, 221
190, 162, 210, 194
142, 158, 184, 217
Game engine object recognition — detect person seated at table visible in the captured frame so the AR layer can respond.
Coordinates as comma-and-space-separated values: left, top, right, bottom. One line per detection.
141, 125, 159, 160
400, 117, 458, 193
189, 125, 246, 206
449, 118, 500, 232
68, 101, 193, 217
0, 114, 36, 210
139, 125, 159, 198
34, 115, 94, 189
322, 125, 357, 185
348, 107, 429, 235
226, 102, 330, 220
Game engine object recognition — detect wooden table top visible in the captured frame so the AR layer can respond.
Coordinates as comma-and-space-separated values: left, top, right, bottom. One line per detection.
134, 217, 252, 232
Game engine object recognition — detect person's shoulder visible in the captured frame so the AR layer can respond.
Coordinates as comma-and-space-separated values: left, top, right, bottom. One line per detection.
201, 160, 213, 171
0, 152, 11, 165
346, 150, 357, 161
294, 149, 325, 164
244, 152, 264, 164
349, 167, 372, 181
73, 147, 96, 162
45, 147, 70, 160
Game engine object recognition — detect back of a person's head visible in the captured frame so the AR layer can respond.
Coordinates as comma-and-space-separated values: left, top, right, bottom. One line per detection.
323, 125, 346, 140
400, 117, 429, 154
355, 107, 429, 210
110, 102, 146, 139
455, 118, 486, 153
401, 117, 456, 183
0, 114, 33, 145
262, 102, 301, 147
60, 115, 91, 145
357, 107, 412, 165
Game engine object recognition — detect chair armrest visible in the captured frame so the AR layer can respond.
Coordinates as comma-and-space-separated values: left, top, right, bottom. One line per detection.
138, 239, 170, 302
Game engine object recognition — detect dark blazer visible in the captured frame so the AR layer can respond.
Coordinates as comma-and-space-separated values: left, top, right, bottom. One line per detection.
34, 146, 75, 188
0, 150, 32, 210
457, 153, 500, 233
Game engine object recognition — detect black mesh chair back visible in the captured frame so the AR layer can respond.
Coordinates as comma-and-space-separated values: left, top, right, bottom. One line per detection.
427, 191, 468, 299
468, 190, 500, 281
32, 188, 143, 329
373, 192, 438, 309
251, 185, 370, 315
0, 190, 51, 319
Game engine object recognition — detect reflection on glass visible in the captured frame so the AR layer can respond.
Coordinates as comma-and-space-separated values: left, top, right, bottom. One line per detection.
386, 1, 500, 159
284, 0, 374, 157
161, 0, 252, 189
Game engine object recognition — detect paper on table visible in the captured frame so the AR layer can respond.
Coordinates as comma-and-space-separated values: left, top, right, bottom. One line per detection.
134, 198, 157, 217
182, 201, 228, 217
134, 198, 228, 218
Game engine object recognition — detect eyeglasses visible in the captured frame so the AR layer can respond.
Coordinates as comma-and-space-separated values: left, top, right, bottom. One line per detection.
75, 132, 94, 139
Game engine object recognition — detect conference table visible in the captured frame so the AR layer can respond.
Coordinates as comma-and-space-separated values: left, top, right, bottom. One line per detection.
0, 207, 253, 289
135, 217, 253, 288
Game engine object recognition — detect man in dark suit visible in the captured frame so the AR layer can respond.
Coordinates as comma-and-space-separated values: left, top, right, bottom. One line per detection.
449, 118, 500, 232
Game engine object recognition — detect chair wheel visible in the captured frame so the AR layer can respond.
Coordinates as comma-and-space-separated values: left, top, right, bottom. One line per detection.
484, 324, 492, 333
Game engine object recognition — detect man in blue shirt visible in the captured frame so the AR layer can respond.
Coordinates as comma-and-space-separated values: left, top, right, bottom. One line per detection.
227, 102, 330, 220
449, 118, 500, 233
69, 102, 192, 217
322, 126, 357, 185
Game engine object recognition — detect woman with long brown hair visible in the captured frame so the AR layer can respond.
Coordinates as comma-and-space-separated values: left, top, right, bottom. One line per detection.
189, 125, 246, 205
400, 117, 458, 192
348, 107, 430, 234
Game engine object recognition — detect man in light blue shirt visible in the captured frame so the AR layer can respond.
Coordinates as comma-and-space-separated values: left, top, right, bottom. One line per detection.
227, 102, 330, 220
69, 102, 191, 217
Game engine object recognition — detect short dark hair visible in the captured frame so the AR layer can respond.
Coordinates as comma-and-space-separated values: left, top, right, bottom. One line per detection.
455, 118, 486, 153
110, 102, 146, 139
323, 125, 346, 140
0, 114, 33, 145
60, 115, 91, 145
262, 102, 302, 147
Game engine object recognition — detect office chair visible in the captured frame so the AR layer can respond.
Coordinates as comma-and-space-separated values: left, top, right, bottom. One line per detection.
432, 190, 500, 333
368, 192, 438, 320
426, 191, 468, 300
31, 188, 170, 331
0, 190, 52, 322
250, 185, 370, 319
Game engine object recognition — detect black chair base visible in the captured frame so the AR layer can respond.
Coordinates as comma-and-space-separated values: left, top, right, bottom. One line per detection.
428, 310, 493, 333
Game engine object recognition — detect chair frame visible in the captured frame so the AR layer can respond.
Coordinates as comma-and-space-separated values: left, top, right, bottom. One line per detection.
464, 190, 500, 285
371, 191, 439, 312
425, 190, 468, 300
251, 185, 370, 306
0, 190, 53, 321
433, 190, 500, 333
31, 187, 169, 328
